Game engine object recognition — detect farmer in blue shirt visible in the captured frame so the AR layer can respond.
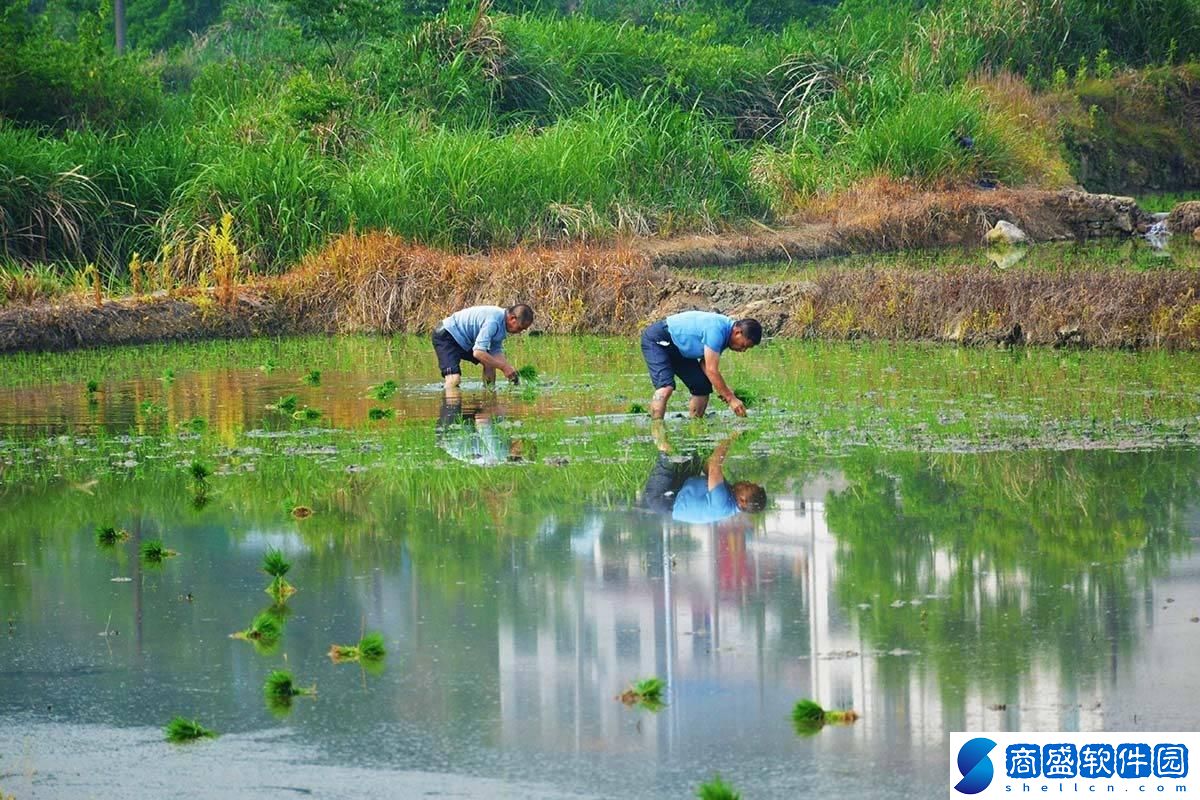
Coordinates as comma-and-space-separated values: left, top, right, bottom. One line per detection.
433, 304, 534, 393
640, 311, 762, 418
640, 427, 766, 523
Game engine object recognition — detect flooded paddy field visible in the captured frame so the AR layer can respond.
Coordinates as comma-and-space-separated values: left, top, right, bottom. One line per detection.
2, 335, 1199, 799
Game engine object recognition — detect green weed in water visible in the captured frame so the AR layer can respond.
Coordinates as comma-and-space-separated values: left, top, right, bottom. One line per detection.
696, 776, 741, 800
140, 539, 178, 563
302, 370, 321, 386
165, 717, 215, 743
368, 407, 394, 420
95, 525, 129, 546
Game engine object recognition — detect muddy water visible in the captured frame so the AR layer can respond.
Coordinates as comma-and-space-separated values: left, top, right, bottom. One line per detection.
1, 337, 1198, 799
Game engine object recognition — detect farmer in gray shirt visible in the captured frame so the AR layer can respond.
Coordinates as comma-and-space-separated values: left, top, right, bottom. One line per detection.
432, 304, 534, 394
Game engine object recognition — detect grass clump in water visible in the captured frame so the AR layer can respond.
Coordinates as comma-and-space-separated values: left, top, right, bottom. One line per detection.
95, 525, 129, 546
792, 698, 859, 734
268, 394, 298, 413
329, 632, 386, 663
262, 548, 295, 600
165, 716, 216, 743
263, 669, 315, 714
140, 539, 178, 563
231, 611, 283, 647
369, 380, 397, 400
617, 677, 666, 710
696, 776, 741, 800
292, 407, 322, 421
302, 370, 321, 386
368, 407, 394, 420
189, 460, 211, 483
628, 402, 646, 414
85, 379, 99, 395
183, 417, 206, 433
516, 365, 539, 382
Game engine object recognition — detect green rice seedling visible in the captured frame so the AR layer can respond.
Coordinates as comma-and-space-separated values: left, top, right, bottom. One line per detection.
165, 716, 216, 743
292, 407, 322, 421
268, 395, 298, 413
161, 369, 175, 383
189, 460, 211, 483
733, 389, 759, 408
302, 370, 321, 386
516, 365, 539, 382
329, 631, 386, 663
232, 611, 283, 645
95, 525, 130, 546
263, 548, 295, 600
368, 407, 394, 420
139, 400, 165, 416
697, 776, 741, 800
86, 380, 100, 394
183, 417, 207, 433
262, 358, 279, 373
263, 669, 314, 699
369, 380, 398, 400
792, 698, 859, 734
140, 539, 178, 563
617, 676, 666, 710
628, 403, 647, 414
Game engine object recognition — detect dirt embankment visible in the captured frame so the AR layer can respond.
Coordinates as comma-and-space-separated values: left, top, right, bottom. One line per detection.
2, 188, 1195, 353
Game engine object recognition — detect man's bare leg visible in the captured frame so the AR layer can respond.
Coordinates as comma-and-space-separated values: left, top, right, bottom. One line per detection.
650, 386, 674, 420
689, 394, 709, 418
482, 365, 497, 387
444, 373, 462, 394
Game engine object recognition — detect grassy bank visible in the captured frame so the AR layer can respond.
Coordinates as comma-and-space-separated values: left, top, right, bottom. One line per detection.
4, 0, 1200, 279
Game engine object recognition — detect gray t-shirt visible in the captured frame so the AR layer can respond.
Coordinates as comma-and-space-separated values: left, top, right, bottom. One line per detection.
441, 306, 507, 354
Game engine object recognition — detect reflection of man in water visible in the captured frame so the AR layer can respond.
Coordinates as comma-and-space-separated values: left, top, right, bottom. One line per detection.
436, 398, 530, 465
640, 426, 766, 522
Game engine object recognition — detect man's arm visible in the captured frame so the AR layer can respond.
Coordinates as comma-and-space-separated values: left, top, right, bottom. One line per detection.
706, 435, 735, 490
473, 349, 516, 381
703, 347, 747, 416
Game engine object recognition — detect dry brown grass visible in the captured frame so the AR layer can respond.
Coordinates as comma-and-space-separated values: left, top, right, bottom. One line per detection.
276, 231, 665, 334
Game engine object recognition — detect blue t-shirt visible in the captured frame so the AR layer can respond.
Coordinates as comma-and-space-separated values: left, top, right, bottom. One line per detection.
442, 306, 507, 354
672, 477, 741, 523
666, 311, 734, 359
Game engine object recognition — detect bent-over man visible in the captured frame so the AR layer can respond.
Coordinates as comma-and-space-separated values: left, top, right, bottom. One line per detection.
433, 304, 534, 393
640, 310, 761, 419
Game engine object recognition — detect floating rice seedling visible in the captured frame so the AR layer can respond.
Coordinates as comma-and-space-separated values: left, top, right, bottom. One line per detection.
189, 460, 211, 483
792, 698, 859, 734
86, 380, 99, 394
231, 611, 283, 646
617, 677, 665, 710
263, 669, 315, 715
302, 370, 321, 386
263, 548, 295, 600
328, 632, 386, 664
165, 716, 216, 743
369, 380, 398, 401
95, 525, 130, 546
292, 407, 322, 421
368, 407, 394, 421
696, 776, 741, 800
268, 395, 298, 413
140, 539, 178, 563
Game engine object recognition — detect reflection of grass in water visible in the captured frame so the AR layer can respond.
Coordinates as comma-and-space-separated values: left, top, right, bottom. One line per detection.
329, 632, 386, 664
85, 379, 99, 394
95, 525, 129, 546
696, 776, 741, 800
165, 717, 216, 743
140, 539, 178, 563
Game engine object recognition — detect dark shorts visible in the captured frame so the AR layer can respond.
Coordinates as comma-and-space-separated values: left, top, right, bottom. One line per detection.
640, 320, 713, 396
432, 327, 479, 377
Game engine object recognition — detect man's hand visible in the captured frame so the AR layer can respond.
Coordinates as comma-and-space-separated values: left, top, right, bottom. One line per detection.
729, 397, 747, 417
504, 366, 519, 385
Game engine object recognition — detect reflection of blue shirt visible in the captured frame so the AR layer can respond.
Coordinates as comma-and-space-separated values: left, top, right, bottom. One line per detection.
438, 418, 509, 465
666, 311, 734, 359
672, 477, 740, 523
442, 306, 506, 354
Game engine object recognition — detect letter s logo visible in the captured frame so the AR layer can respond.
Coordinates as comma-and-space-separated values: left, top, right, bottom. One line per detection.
955, 737, 997, 794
